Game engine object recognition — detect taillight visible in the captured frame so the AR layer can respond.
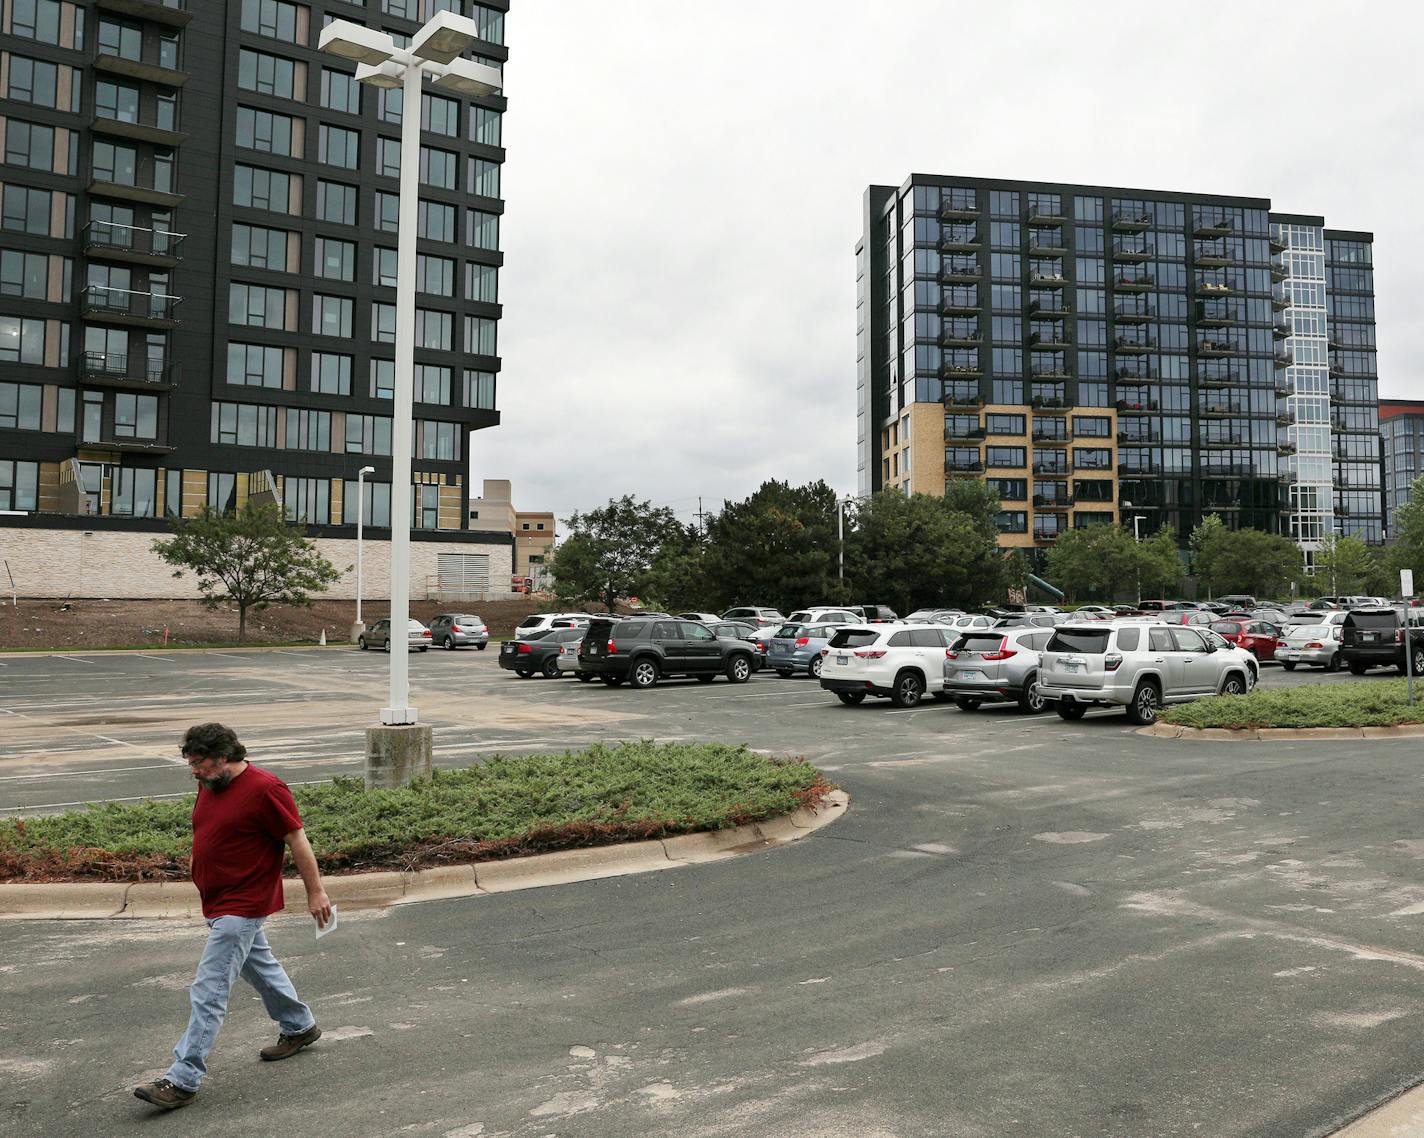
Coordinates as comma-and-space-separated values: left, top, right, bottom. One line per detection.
452, 625, 463, 633
1397, 629, 1405, 643
516, 643, 532, 654
820, 647, 830, 656
1105, 652, 1124, 672
854, 649, 888, 658
607, 639, 617, 653
982, 638, 1016, 662
1305, 641, 1323, 649
795, 637, 810, 647
945, 648, 959, 660
422, 630, 432, 638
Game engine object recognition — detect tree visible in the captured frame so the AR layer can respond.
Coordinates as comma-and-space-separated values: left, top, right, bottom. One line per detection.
1314, 533, 1375, 596
701, 480, 840, 612
941, 479, 1002, 546
151, 503, 341, 642
1189, 523, 1301, 599
1189, 513, 1227, 596
547, 496, 682, 613
1045, 524, 1141, 601
641, 522, 708, 613
1388, 475, 1424, 585
1137, 527, 1184, 597
845, 490, 1003, 613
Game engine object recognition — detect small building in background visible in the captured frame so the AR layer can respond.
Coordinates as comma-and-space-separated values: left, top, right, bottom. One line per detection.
468, 479, 555, 592
1381, 400, 1424, 536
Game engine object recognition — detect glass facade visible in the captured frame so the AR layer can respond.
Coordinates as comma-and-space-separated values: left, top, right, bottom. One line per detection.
1326, 233, 1383, 542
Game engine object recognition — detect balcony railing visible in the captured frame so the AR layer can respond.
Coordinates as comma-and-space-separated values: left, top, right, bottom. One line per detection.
941, 363, 984, 378
1199, 403, 1248, 417
1271, 288, 1292, 310
1198, 339, 1243, 356
1113, 304, 1155, 322
81, 283, 182, 324
945, 459, 984, 473
1114, 336, 1155, 353
943, 385, 984, 409
1031, 429, 1069, 445
939, 201, 980, 220
82, 220, 185, 262
1114, 273, 1154, 290
1030, 397, 1070, 414
940, 266, 982, 283
1110, 212, 1153, 231
1028, 300, 1069, 318
1033, 528, 1062, 543
1032, 494, 1074, 508
79, 350, 177, 387
944, 426, 986, 442
97, 0, 191, 28
1030, 272, 1067, 287
1111, 242, 1152, 261
1194, 219, 1234, 238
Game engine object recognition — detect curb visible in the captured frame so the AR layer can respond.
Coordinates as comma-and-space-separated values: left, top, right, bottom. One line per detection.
1139, 722, 1424, 741
0, 791, 850, 921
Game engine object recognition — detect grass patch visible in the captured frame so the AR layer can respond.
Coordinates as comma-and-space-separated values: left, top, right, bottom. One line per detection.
1161, 679, 1424, 730
0, 741, 833, 883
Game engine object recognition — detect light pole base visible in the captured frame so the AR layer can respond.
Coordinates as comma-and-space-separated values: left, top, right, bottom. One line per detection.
349, 620, 366, 644
380, 706, 419, 725
365, 722, 433, 789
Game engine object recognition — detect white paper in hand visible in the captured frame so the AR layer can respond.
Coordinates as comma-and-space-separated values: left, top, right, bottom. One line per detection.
315, 905, 339, 940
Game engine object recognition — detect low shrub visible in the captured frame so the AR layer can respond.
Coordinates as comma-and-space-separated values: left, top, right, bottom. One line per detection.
0, 741, 832, 882
1161, 679, 1424, 730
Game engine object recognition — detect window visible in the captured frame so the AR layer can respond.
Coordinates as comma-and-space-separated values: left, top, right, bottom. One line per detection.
421, 420, 459, 460
228, 282, 289, 329
227, 342, 284, 388
231, 223, 291, 270
238, 48, 299, 99
0, 382, 43, 428
91, 140, 137, 186
464, 262, 497, 302
314, 236, 355, 281
986, 413, 1025, 435
98, 17, 142, 61
416, 308, 452, 350
420, 146, 457, 189
312, 294, 353, 337
310, 351, 351, 395
373, 247, 398, 288
986, 446, 1026, 468
417, 254, 454, 296
416, 364, 450, 404
344, 479, 391, 526
318, 124, 359, 169
345, 413, 391, 456
987, 478, 1026, 501
0, 459, 39, 510
414, 483, 438, 529
474, 4, 504, 42
4, 119, 67, 173
208, 471, 237, 513
1073, 447, 1112, 471
233, 164, 292, 212
996, 511, 1027, 534
94, 79, 139, 123
1072, 415, 1111, 438
0, 319, 49, 365
0, 250, 54, 299
320, 68, 361, 114
375, 191, 400, 232
464, 316, 496, 355
109, 466, 157, 517
418, 200, 455, 242
241, 0, 299, 40
11, 1, 71, 46
370, 358, 394, 399
7, 55, 77, 109
468, 157, 499, 198
286, 408, 330, 451
470, 106, 501, 146
376, 137, 401, 178
284, 477, 330, 524
421, 93, 458, 136
1, 186, 69, 238
371, 302, 395, 343
316, 180, 356, 225
236, 106, 295, 156
466, 209, 499, 250
112, 392, 157, 439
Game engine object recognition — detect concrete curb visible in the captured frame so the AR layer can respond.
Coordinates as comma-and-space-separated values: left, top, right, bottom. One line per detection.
1332, 1079, 1424, 1136
1139, 722, 1424, 741
0, 791, 850, 921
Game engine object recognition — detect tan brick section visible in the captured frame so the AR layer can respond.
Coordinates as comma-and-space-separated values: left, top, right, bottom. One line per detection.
0, 529, 513, 600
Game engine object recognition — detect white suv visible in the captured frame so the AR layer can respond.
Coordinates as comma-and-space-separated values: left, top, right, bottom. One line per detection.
787, 607, 859, 624
818, 622, 957, 707
514, 612, 590, 639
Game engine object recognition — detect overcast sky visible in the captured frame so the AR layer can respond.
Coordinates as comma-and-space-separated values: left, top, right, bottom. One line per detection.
473, 0, 1423, 531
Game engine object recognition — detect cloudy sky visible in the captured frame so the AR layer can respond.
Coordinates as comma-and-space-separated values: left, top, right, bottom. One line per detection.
474, 0, 1423, 530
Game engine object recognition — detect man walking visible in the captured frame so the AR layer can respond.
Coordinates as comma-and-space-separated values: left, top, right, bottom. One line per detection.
134, 723, 332, 1111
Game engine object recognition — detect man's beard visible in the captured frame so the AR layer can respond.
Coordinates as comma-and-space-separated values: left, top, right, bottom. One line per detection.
198, 770, 236, 792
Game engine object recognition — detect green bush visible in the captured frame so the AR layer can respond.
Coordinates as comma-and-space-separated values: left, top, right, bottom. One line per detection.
1161, 679, 1424, 730
0, 741, 831, 882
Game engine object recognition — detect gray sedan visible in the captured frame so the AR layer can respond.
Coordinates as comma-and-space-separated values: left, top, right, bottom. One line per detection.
428, 613, 490, 650
943, 626, 1054, 713
1275, 624, 1343, 671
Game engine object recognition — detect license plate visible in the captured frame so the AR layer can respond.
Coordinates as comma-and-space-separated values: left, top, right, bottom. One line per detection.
1363, 633, 1378, 643
501, 644, 512, 653
587, 646, 599, 655
957, 670, 984, 681
837, 655, 848, 665
1061, 663, 1081, 673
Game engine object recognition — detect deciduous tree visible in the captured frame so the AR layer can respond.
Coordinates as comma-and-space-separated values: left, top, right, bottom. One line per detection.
548, 496, 683, 613
701, 480, 840, 612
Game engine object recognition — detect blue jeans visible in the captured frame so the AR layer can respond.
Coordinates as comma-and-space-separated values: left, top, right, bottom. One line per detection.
164, 915, 315, 1091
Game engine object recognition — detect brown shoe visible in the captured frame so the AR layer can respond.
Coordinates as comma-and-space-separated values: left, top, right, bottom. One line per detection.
260, 1024, 321, 1061
134, 1078, 197, 1110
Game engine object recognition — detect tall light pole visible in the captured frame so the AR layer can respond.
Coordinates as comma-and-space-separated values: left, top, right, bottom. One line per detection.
1123, 501, 1143, 607
320, 15, 500, 785
353, 464, 375, 640
838, 496, 856, 587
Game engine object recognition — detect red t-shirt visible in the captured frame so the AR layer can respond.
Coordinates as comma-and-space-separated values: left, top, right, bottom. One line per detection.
190, 764, 303, 919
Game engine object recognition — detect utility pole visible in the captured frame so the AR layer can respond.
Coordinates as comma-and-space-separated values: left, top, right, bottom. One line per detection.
695, 496, 705, 541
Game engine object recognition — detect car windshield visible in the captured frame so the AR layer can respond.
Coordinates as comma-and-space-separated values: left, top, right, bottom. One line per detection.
517, 616, 543, 628
773, 624, 802, 638
828, 629, 880, 649
954, 632, 1005, 653
1046, 629, 1110, 653
1288, 625, 1332, 640
1210, 622, 1245, 635
1347, 610, 1398, 629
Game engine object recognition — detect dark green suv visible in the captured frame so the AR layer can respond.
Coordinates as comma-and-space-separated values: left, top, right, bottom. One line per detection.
577, 618, 756, 688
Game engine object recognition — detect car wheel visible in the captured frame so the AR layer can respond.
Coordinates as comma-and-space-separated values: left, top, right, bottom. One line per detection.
630, 658, 660, 689
835, 691, 866, 706
359, 638, 368, 651
515, 668, 534, 679
443, 635, 457, 649
1219, 673, 1247, 697
541, 656, 561, 679
725, 654, 752, 684
809, 656, 824, 680
1349, 661, 1368, 675
418, 646, 428, 652
1056, 698, 1087, 721
775, 669, 794, 678
890, 670, 924, 708
1017, 674, 1045, 714
602, 676, 624, 687
1410, 649, 1424, 677
1326, 653, 1340, 673
954, 697, 982, 711
1125, 680, 1161, 725
696, 674, 716, 683
476, 643, 488, 651
1281, 662, 1296, 671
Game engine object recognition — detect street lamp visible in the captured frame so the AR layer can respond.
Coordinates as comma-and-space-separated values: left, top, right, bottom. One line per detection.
353, 465, 375, 638
838, 496, 857, 585
1123, 501, 1143, 607
319, 15, 500, 732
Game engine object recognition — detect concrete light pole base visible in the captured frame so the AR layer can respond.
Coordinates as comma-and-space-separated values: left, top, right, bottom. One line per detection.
365, 723, 433, 788
349, 620, 366, 644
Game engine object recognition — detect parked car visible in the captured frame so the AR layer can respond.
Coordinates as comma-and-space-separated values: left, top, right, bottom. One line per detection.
1276, 624, 1344, 672
1038, 620, 1257, 725
1196, 601, 1230, 614
677, 612, 722, 623
992, 612, 1062, 629
707, 620, 766, 670
427, 613, 489, 650
578, 617, 756, 687
1217, 594, 1257, 610
498, 627, 585, 678
1135, 600, 1191, 614
944, 626, 1054, 713
1073, 605, 1116, 618
358, 618, 431, 652
1208, 619, 1283, 661
818, 622, 956, 707
765, 622, 842, 678
851, 604, 900, 623
1340, 607, 1424, 675
514, 612, 591, 639
905, 608, 964, 623
555, 634, 595, 680
1167, 610, 1217, 627
950, 613, 997, 631
720, 606, 787, 628
787, 607, 860, 625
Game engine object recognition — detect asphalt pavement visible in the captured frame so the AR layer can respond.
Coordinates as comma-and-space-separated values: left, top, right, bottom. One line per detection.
4, 648, 1424, 1136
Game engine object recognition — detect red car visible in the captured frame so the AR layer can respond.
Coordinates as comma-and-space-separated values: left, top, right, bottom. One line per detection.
1209, 619, 1283, 660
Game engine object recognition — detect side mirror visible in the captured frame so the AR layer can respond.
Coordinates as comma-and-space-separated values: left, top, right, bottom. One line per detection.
1203, 641, 1217, 653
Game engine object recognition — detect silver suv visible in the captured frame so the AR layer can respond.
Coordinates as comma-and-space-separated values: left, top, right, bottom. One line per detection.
944, 626, 1054, 713
1039, 620, 1257, 725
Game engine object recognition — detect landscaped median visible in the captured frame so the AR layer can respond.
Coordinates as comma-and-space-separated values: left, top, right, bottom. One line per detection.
1146, 678, 1424, 740
0, 742, 845, 919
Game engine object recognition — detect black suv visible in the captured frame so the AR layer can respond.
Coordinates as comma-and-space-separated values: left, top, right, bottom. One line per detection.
578, 618, 756, 688
1341, 607, 1424, 675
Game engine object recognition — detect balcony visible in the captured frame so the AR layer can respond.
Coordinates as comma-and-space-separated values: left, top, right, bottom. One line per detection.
87, 170, 183, 209
1111, 241, 1152, 262
1115, 365, 1153, 381
1032, 494, 1074, 509
1271, 288, 1292, 311
943, 386, 984, 410
79, 350, 178, 390
940, 265, 982, 284
1028, 332, 1069, 348
1195, 304, 1241, 327
1197, 280, 1239, 296
82, 220, 185, 267
940, 331, 983, 348
1194, 246, 1234, 268
1029, 366, 1069, 380
944, 458, 984, 475
940, 294, 981, 315
1194, 219, 1234, 238
1199, 403, 1248, 418
97, 0, 191, 27
1117, 431, 1161, 445
1277, 441, 1298, 455
1275, 413, 1294, 427
1029, 272, 1067, 287
1272, 321, 1291, 338
939, 201, 981, 220
1274, 381, 1292, 396
1028, 300, 1069, 318
1030, 397, 1070, 414
1028, 209, 1067, 226
81, 284, 182, 328
1274, 351, 1293, 368
1031, 429, 1069, 446
1200, 435, 1246, 448
1114, 335, 1155, 354
1033, 528, 1062, 544
88, 435, 176, 454
1111, 211, 1153, 231
1115, 398, 1159, 412
1198, 373, 1244, 389
1113, 304, 1154, 323
1027, 238, 1067, 256
941, 362, 984, 379
939, 231, 981, 253
944, 425, 985, 442
1197, 339, 1242, 357
92, 111, 185, 147
1269, 232, 1289, 253
94, 48, 187, 88
1114, 273, 1155, 291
